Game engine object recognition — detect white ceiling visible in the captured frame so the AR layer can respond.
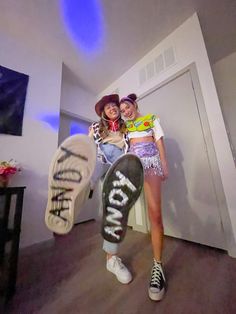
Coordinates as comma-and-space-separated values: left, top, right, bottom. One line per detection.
0, 0, 236, 94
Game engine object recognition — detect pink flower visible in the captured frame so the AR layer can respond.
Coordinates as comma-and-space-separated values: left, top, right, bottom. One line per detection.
0, 160, 21, 178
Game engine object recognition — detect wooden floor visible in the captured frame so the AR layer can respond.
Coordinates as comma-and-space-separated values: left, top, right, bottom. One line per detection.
4, 220, 236, 314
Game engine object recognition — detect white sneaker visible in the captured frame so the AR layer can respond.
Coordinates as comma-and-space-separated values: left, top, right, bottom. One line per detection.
106, 256, 132, 284
45, 135, 96, 235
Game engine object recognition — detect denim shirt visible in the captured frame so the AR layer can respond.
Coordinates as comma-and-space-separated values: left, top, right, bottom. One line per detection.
90, 122, 129, 164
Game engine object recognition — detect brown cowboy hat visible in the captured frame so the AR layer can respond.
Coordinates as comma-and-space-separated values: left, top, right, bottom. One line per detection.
95, 94, 119, 116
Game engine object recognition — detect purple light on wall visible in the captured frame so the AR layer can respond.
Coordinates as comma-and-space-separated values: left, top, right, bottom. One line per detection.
70, 121, 89, 135
60, 0, 104, 54
39, 114, 59, 131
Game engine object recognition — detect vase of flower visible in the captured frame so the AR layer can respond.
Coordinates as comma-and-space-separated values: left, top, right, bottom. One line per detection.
0, 175, 9, 187
0, 159, 21, 188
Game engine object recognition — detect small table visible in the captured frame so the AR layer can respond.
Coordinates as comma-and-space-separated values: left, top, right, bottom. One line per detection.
0, 186, 26, 306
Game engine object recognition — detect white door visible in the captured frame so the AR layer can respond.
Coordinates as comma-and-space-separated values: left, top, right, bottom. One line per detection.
139, 71, 225, 249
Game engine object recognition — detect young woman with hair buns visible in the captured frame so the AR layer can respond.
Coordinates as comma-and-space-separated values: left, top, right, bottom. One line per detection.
119, 93, 169, 301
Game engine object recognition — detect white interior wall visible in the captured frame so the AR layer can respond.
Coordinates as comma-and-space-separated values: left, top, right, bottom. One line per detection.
0, 32, 62, 247
212, 51, 236, 165
60, 66, 97, 121
99, 13, 236, 257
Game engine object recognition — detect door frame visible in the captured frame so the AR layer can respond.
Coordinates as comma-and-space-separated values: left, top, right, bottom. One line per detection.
138, 63, 230, 251
60, 109, 94, 123
58, 109, 94, 146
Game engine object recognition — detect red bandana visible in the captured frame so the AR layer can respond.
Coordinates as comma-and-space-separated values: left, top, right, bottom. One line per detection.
108, 120, 119, 132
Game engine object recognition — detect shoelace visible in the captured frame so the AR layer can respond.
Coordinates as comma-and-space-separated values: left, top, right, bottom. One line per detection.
113, 257, 124, 270
150, 262, 164, 288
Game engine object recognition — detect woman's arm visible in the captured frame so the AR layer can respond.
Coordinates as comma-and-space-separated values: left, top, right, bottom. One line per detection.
88, 126, 94, 138
156, 137, 169, 180
152, 115, 168, 180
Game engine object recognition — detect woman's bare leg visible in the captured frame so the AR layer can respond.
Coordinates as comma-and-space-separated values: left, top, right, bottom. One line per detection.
144, 174, 163, 261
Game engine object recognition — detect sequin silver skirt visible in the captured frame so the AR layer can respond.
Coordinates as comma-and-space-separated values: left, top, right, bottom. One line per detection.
129, 142, 163, 177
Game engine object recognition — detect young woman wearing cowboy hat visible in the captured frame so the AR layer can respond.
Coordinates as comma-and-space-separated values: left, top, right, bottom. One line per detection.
89, 94, 140, 285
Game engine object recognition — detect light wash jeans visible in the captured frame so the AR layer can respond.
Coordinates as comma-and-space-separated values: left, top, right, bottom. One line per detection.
90, 143, 123, 255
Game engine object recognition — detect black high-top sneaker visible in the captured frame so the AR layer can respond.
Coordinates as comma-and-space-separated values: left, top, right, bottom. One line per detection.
148, 259, 166, 301
101, 153, 144, 243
